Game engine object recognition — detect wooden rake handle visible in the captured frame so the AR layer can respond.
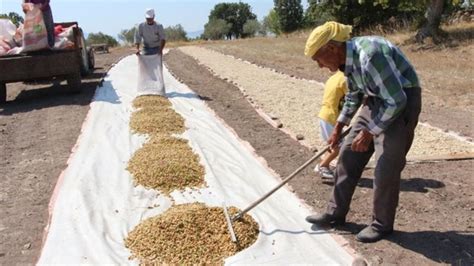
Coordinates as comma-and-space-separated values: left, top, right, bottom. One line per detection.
231, 126, 352, 222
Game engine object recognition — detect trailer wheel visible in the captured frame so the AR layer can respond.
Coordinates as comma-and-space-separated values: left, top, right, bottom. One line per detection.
79, 30, 91, 76
87, 47, 95, 71
67, 74, 81, 93
0, 83, 6, 104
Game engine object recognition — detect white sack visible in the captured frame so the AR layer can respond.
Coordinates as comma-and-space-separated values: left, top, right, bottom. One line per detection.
137, 54, 165, 96
20, 3, 48, 53
0, 19, 17, 39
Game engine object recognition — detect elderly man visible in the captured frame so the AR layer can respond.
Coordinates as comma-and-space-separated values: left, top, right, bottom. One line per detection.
304, 21, 422, 243
134, 8, 166, 56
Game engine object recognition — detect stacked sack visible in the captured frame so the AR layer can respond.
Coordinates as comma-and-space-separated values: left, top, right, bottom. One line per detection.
0, 19, 21, 56
0, 3, 76, 56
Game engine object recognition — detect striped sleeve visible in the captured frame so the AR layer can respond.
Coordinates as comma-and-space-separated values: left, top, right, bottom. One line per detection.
337, 78, 364, 126
364, 52, 407, 135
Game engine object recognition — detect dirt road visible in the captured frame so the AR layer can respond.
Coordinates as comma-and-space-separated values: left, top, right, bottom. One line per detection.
0, 48, 131, 264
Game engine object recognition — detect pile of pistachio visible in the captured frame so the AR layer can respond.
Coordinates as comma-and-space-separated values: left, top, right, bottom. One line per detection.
126, 96, 259, 264
125, 203, 259, 264
127, 95, 204, 194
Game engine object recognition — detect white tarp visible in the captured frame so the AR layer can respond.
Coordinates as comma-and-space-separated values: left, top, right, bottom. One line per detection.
136, 54, 166, 96
38, 55, 353, 265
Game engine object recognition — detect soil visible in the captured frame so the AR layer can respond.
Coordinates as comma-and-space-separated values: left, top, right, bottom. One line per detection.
164, 49, 474, 265
0, 47, 132, 264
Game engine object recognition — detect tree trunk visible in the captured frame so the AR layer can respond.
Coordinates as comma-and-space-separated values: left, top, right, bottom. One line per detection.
416, 0, 445, 43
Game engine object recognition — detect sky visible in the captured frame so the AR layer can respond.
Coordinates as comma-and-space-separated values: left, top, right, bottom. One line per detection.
0, 0, 283, 38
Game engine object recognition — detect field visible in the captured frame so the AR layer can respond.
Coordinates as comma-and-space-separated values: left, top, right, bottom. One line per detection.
1, 23, 473, 264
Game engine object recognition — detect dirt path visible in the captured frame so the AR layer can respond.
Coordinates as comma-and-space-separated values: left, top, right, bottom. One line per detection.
164, 49, 474, 265
0, 48, 132, 264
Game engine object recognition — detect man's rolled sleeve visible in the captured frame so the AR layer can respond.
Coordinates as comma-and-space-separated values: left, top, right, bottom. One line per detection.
337, 84, 363, 126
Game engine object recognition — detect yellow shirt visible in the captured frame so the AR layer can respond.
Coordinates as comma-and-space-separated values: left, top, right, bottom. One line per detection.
318, 71, 347, 125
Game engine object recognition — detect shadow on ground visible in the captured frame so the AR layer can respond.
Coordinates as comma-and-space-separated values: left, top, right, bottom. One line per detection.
167, 91, 213, 101
357, 177, 445, 193
447, 24, 474, 43
0, 68, 111, 116
318, 222, 474, 265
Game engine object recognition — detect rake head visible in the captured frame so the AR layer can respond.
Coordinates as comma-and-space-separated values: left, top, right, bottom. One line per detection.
222, 202, 238, 243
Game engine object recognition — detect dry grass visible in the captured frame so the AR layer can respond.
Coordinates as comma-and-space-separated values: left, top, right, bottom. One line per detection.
125, 203, 259, 265
201, 22, 474, 110
204, 35, 331, 82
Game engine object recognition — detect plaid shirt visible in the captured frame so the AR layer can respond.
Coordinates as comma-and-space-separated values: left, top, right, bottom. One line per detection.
338, 36, 420, 135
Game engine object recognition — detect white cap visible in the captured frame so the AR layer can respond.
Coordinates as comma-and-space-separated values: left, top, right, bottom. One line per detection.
145, 8, 155, 18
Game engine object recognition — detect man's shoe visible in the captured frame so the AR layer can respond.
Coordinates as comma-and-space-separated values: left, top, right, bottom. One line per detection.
305, 213, 345, 227
356, 226, 393, 243
314, 164, 335, 179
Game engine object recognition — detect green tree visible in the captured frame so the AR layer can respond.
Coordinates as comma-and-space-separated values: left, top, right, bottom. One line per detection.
274, 0, 304, 33
164, 24, 188, 42
243, 20, 261, 37
0, 12, 24, 27
208, 2, 257, 39
304, 0, 337, 28
263, 8, 281, 35
359, 0, 464, 42
87, 32, 119, 47
304, 0, 435, 32
118, 27, 137, 45
203, 19, 231, 40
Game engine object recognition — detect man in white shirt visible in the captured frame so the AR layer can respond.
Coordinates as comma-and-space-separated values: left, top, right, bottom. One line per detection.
134, 8, 167, 96
134, 8, 166, 55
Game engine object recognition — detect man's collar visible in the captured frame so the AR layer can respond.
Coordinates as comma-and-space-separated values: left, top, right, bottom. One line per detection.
344, 40, 354, 76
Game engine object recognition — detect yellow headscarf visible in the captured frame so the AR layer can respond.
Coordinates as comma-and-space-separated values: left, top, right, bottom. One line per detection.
304, 21, 353, 57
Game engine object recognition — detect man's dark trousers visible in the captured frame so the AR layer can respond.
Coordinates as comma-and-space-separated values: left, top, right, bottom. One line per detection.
327, 87, 422, 232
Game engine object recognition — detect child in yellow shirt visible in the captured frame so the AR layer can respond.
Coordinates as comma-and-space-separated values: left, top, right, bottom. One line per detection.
315, 70, 347, 179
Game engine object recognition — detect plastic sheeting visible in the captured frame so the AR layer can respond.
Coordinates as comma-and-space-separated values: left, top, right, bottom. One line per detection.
136, 54, 165, 96
38, 55, 353, 265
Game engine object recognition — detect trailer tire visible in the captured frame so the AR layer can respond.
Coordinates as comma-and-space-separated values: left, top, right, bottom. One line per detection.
0, 83, 6, 104
79, 30, 91, 76
87, 47, 95, 71
67, 74, 81, 93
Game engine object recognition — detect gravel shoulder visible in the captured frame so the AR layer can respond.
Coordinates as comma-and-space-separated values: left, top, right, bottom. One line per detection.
0, 48, 132, 264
